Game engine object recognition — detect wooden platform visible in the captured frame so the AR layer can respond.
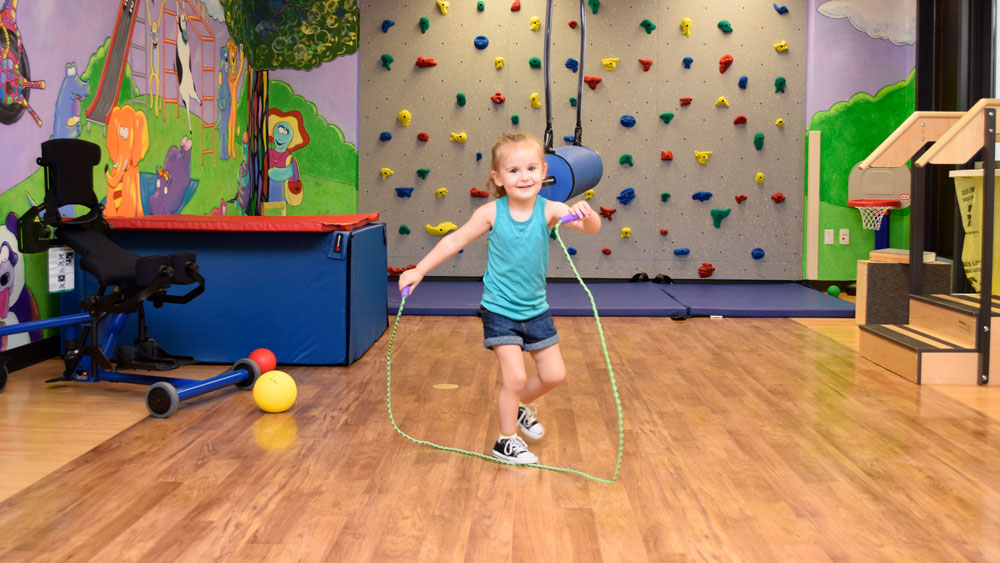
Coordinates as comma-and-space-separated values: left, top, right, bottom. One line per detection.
4, 316, 1000, 560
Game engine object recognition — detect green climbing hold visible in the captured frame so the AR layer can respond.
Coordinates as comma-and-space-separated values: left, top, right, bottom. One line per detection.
511, 114, 519, 125
477, 1, 484, 11
619, 154, 634, 166
640, 19, 656, 34
529, 57, 542, 69
718, 20, 732, 33
419, 17, 430, 33
659, 112, 674, 124
570, 97, 578, 107
550, 227, 557, 240
416, 168, 430, 179
399, 224, 411, 235
588, 0, 600, 15
710, 208, 731, 228
380, 54, 393, 70
754, 132, 764, 150
660, 192, 671, 202
456, 92, 466, 106
775, 76, 786, 93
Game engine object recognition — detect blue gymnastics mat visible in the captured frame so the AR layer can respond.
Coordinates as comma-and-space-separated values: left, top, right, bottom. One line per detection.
657, 283, 855, 318
387, 281, 687, 316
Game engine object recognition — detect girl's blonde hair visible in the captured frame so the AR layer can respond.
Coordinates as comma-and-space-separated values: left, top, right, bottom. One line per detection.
485, 132, 545, 198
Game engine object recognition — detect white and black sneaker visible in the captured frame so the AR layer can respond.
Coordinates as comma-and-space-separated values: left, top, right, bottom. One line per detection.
517, 404, 545, 440
492, 435, 538, 465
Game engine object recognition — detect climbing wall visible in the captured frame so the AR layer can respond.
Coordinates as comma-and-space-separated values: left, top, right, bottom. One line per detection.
359, 1, 806, 280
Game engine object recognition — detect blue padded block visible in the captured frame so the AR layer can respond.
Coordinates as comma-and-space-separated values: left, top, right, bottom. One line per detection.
657, 283, 855, 318
388, 281, 687, 317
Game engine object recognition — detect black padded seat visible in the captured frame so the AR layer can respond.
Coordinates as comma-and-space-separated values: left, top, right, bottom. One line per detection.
57, 226, 142, 286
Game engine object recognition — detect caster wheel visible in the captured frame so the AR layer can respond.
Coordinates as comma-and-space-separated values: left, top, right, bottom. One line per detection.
0, 363, 7, 393
146, 382, 179, 418
232, 358, 261, 390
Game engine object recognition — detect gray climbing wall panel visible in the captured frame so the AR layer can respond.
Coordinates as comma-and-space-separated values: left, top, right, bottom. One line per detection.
359, 1, 806, 279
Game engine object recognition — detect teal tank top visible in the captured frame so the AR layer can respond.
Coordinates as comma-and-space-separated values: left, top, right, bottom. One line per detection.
481, 196, 549, 320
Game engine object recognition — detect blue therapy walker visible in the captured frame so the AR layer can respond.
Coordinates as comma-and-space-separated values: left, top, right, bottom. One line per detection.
387, 1, 624, 483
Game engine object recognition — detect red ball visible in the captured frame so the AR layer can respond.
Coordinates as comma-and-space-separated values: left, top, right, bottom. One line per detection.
249, 348, 277, 374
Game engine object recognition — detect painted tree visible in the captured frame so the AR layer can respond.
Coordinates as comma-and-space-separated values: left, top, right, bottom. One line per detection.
219, 0, 359, 214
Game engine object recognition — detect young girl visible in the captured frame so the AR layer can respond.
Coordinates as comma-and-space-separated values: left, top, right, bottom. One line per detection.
399, 133, 601, 464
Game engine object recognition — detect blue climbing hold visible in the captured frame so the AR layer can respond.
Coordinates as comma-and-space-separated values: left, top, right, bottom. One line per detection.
568, 247, 578, 256
379, 131, 392, 142
738, 75, 748, 89
617, 187, 636, 205
565, 58, 579, 73
382, 19, 395, 33
563, 135, 576, 143
682, 57, 693, 69
674, 248, 691, 256
620, 115, 636, 127
692, 191, 713, 202
773, 3, 789, 14
751, 248, 765, 260
395, 187, 414, 198
476, 152, 483, 161
474, 35, 489, 50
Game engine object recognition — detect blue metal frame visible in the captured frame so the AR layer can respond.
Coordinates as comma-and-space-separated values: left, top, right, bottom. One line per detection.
0, 310, 255, 414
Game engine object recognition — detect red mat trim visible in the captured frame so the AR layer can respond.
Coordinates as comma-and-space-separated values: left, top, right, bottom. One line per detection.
107, 213, 380, 233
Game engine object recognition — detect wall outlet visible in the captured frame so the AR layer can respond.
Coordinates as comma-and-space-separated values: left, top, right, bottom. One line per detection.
824, 229, 834, 244
839, 228, 850, 245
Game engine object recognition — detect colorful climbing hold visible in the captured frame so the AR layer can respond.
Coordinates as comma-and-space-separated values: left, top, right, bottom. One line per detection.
495, 57, 505, 70
601, 57, 620, 70
474, 36, 489, 50
415, 56, 437, 68
568, 247, 578, 256
399, 224, 411, 235
511, 114, 519, 125
589, 0, 600, 14
771, 193, 786, 203
510, 0, 520, 11
774, 40, 788, 52
457, 93, 467, 107
396, 187, 414, 198
621, 227, 632, 239
674, 248, 691, 256
660, 192, 671, 202
397, 109, 411, 127
733, 115, 747, 125
715, 96, 730, 107
437, 0, 449, 15
569, 20, 578, 29
718, 20, 732, 33
583, 76, 603, 90
735, 194, 748, 204
563, 135, 576, 143
680, 97, 692, 106
381, 19, 395, 33
659, 112, 675, 124
617, 188, 636, 204
755, 172, 765, 184
417, 132, 429, 142
435, 187, 448, 198
659, 228, 669, 235
569, 97, 577, 107
738, 75, 748, 89
381, 54, 394, 70
491, 92, 506, 104
752, 247, 766, 259
661, 150, 673, 161
478, 1, 484, 11
694, 150, 713, 165
426, 222, 458, 235
719, 54, 733, 73
584, 189, 595, 200
379, 131, 392, 142
529, 57, 542, 69
565, 58, 579, 72
638, 58, 653, 71
470, 187, 490, 198
419, 17, 430, 33
774, 3, 788, 14
602, 248, 612, 255
692, 191, 712, 201
680, 17, 692, 37
620, 115, 636, 127
529, 92, 542, 108
698, 263, 716, 278
775, 118, 785, 127
599, 206, 616, 221
619, 154, 634, 167
529, 16, 541, 31
449, 132, 468, 143
775, 76, 786, 93
754, 133, 765, 150
711, 208, 731, 228
682, 56, 693, 69
476, 152, 483, 161
640, 19, 656, 34
416, 168, 430, 179
380, 167, 394, 180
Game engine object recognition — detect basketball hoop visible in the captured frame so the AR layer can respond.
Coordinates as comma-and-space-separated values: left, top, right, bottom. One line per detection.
848, 199, 901, 231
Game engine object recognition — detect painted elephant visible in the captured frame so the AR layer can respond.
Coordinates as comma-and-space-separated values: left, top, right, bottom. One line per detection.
104, 105, 149, 217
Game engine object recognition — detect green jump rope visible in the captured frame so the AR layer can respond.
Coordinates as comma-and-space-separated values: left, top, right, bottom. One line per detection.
386, 216, 624, 484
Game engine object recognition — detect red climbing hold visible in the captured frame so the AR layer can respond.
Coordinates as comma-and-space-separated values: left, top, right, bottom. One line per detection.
602, 248, 612, 255
599, 206, 616, 221
659, 228, 669, 235
491, 92, 506, 104
415, 56, 437, 68
388, 264, 417, 276
719, 54, 733, 74
569, 20, 578, 29
771, 192, 786, 203
511, 0, 521, 11
733, 115, 747, 125
417, 132, 429, 142
661, 150, 673, 161
583, 75, 603, 90
679, 97, 692, 107
698, 262, 716, 278
470, 187, 490, 198
638, 58, 653, 71
735, 194, 747, 204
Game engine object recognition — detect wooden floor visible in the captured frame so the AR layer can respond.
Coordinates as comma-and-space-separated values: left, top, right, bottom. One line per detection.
4, 316, 1000, 561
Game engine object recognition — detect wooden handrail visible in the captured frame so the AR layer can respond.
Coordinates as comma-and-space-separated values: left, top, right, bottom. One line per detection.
914, 98, 1000, 166
857, 111, 965, 169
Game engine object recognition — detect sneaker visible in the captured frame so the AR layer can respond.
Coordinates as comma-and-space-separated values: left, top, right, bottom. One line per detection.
492, 435, 538, 465
517, 404, 545, 440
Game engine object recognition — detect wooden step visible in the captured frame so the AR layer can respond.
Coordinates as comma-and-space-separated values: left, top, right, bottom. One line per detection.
859, 323, 980, 384
908, 293, 1000, 348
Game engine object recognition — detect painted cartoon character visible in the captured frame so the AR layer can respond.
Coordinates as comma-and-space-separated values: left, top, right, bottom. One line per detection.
104, 105, 149, 217
0, 0, 45, 126
147, 0, 163, 117
174, 10, 200, 132
230, 128, 250, 213
216, 45, 231, 160
52, 62, 89, 139
267, 108, 309, 206
225, 39, 244, 159
149, 136, 192, 215
0, 212, 41, 350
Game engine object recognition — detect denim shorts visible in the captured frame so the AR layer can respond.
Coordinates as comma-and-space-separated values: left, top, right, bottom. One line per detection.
480, 307, 559, 351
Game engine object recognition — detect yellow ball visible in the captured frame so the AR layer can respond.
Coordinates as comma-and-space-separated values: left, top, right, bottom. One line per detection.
253, 370, 297, 413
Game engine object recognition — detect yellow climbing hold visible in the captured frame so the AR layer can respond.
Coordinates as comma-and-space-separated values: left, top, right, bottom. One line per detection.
755, 172, 765, 184
715, 96, 729, 107
495, 57, 505, 70
775, 118, 785, 127
584, 189, 595, 200
449, 131, 468, 143
680, 17, 692, 37
425, 222, 458, 236
774, 40, 788, 52
620, 227, 632, 239
397, 109, 411, 127
601, 57, 619, 71
437, 0, 449, 15
436, 187, 448, 198
529, 16, 541, 31
380, 167, 394, 180
694, 150, 713, 165
530, 92, 542, 109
